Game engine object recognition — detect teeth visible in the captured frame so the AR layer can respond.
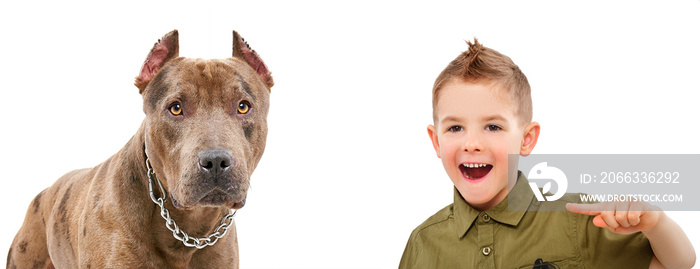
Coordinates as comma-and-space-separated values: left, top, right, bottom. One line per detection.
463, 163, 488, 168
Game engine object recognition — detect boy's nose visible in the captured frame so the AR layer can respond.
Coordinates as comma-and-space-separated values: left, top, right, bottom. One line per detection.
463, 133, 483, 152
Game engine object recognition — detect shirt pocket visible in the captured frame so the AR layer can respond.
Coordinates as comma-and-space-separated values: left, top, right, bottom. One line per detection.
516, 258, 581, 269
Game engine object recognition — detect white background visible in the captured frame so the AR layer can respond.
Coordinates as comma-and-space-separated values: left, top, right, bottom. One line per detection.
1, 1, 698, 268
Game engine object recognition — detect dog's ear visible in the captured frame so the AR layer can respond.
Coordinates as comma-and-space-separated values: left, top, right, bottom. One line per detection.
232, 30, 274, 89
135, 30, 180, 93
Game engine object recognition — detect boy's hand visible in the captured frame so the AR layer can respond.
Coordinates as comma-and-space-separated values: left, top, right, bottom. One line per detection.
566, 201, 662, 234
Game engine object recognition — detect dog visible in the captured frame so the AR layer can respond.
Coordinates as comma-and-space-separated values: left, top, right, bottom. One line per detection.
7, 29, 273, 269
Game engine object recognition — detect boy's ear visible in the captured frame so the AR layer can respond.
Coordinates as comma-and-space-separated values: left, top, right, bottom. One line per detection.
427, 124, 441, 158
520, 121, 540, 156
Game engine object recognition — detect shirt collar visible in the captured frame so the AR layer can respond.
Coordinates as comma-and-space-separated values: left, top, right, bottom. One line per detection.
453, 171, 534, 238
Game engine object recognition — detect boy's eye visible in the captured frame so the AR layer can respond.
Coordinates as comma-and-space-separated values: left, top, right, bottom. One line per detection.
448, 126, 463, 132
486, 124, 502, 131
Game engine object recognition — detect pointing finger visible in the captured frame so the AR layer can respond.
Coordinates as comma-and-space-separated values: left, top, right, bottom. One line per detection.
566, 203, 603, 215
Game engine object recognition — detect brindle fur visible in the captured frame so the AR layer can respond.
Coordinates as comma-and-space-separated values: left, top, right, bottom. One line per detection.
7, 30, 273, 269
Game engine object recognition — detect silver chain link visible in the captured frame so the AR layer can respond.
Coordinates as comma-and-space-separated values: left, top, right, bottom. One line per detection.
146, 158, 237, 249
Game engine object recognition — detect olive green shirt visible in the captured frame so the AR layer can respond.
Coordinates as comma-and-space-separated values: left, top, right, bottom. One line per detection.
399, 172, 653, 269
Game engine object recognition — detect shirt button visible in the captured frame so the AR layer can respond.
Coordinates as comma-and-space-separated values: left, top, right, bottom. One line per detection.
483, 214, 491, 223
482, 246, 492, 256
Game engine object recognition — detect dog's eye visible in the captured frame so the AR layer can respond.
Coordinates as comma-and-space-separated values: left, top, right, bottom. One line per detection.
170, 103, 183, 116
237, 101, 250, 114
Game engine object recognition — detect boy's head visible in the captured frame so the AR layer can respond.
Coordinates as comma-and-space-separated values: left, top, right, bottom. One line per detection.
427, 39, 540, 211
432, 39, 532, 126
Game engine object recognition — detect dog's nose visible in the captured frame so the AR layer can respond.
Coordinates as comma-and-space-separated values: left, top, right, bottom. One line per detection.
198, 149, 233, 175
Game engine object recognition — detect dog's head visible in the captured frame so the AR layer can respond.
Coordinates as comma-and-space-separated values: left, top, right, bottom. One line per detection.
135, 30, 273, 210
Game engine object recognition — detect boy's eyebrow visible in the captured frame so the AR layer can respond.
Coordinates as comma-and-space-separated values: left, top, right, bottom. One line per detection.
439, 115, 464, 124
439, 114, 508, 124
482, 114, 508, 122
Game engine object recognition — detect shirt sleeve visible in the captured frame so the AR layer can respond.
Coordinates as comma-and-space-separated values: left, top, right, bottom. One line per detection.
573, 213, 654, 268
398, 234, 416, 269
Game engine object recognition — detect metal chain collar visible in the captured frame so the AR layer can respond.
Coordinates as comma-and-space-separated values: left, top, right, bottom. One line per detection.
146, 158, 237, 249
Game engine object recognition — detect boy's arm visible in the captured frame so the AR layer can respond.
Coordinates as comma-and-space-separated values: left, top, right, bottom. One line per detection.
643, 212, 695, 269
566, 202, 696, 269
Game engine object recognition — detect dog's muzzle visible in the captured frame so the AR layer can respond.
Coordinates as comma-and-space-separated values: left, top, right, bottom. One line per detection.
146, 156, 237, 249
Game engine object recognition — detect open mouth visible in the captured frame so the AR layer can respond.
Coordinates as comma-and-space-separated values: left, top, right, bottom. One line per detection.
459, 163, 493, 180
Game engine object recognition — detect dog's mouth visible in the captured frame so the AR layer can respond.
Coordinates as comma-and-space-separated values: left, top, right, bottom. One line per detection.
172, 191, 246, 210
200, 190, 247, 209
459, 163, 493, 180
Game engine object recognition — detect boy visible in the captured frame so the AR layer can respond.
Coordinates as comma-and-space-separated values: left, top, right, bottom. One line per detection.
399, 40, 695, 268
